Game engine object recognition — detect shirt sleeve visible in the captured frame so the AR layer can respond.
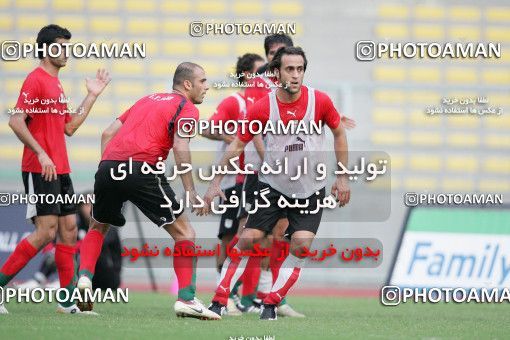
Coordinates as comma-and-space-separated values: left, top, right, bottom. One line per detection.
237, 96, 270, 143
15, 75, 41, 118
244, 78, 270, 111
209, 96, 239, 123
117, 107, 132, 123
175, 104, 199, 137
64, 111, 72, 123
316, 90, 341, 129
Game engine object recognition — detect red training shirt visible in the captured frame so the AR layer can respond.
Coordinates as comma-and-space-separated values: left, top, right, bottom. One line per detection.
15, 67, 72, 174
244, 76, 277, 111
102, 93, 199, 165
208, 93, 246, 183
238, 85, 342, 143
209, 94, 243, 122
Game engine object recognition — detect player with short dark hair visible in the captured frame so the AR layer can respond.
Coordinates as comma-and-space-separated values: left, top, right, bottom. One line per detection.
0, 24, 110, 315
76, 62, 221, 320
263, 34, 294, 63
243, 36, 356, 317
35, 24, 71, 59
204, 46, 351, 320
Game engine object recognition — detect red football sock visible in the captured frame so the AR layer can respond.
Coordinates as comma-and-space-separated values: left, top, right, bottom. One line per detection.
55, 244, 77, 307
241, 256, 261, 298
270, 239, 289, 284
227, 234, 239, 250
55, 244, 77, 288
256, 291, 268, 300
0, 238, 38, 287
224, 234, 243, 287
78, 229, 104, 279
174, 240, 196, 301
213, 247, 248, 305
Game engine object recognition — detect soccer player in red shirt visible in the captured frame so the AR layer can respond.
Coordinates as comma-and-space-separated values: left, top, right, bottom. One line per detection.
76, 62, 221, 320
0, 24, 110, 315
204, 46, 351, 320
203, 53, 265, 315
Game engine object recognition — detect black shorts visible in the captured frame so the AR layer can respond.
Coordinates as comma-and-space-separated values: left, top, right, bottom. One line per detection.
217, 183, 243, 239
245, 181, 325, 237
22, 172, 77, 221
238, 173, 288, 222
91, 160, 182, 227
237, 173, 259, 219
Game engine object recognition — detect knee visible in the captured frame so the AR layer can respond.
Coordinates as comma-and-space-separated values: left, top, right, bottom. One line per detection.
289, 245, 309, 259
238, 232, 263, 251
237, 237, 251, 250
89, 222, 110, 235
173, 225, 195, 241
60, 224, 78, 244
272, 229, 285, 241
184, 228, 195, 240
40, 225, 58, 244
289, 240, 313, 259
273, 220, 288, 240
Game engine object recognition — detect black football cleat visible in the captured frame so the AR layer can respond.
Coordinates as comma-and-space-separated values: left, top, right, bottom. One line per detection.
208, 301, 226, 317
260, 304, 277, 320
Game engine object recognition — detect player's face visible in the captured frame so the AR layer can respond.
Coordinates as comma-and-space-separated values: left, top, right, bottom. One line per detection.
276, 54, 305, 95
48, 38, 69, 68
190, 68, 209, 104
267, 43, 287, 63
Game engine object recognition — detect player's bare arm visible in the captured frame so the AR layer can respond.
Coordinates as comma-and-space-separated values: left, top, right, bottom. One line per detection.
202, 124, 235, 144
331, 123, 350, 207
101, 119, 122, 155
201, 136, 246, 215
252, 134, 265, 160
8, 112, 57, 181
65, 68, 111, 136
173, 134, 200, 208
341, 116, 356, 130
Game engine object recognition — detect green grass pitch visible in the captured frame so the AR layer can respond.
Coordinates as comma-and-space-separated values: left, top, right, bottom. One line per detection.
0, 292, 509, 339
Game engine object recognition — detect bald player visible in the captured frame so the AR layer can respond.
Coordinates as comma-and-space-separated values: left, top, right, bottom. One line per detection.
76, 62, 220, 320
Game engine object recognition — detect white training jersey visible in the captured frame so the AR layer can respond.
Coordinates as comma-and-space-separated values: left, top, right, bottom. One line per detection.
258, 88, 326, 198
243, 76, 274, 171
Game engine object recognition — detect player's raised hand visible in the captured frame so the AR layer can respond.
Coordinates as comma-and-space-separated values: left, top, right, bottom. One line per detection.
341, 116, 356, 130
86, 68, 111, 97
38, 152, 57, 181
331, 176, 350, 207
199, 183, 227, 215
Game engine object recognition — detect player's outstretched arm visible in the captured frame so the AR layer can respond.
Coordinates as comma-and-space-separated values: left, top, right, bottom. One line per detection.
331, 123, 351, 207
65, 68, 111, 136
200, 137, 246, 215
9, 112, 57, 181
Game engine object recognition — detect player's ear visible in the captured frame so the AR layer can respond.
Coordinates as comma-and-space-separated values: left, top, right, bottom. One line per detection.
183, 79, 192, 91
